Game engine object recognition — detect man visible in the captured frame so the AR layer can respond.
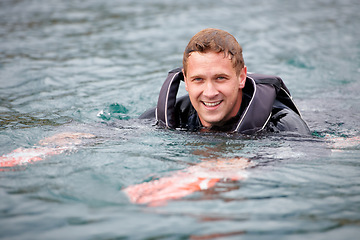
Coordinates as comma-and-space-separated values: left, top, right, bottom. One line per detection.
124, 29, 312, 205
141, 28, 310, 135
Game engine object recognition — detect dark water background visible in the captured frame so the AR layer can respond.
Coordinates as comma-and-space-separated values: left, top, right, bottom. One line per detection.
1, 0, 359, 239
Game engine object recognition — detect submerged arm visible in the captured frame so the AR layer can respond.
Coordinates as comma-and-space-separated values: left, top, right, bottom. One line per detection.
123, 157, 254, 206
0, 132, 96, 168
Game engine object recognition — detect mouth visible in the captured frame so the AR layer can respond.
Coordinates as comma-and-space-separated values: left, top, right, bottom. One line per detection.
202, 100, 222, 108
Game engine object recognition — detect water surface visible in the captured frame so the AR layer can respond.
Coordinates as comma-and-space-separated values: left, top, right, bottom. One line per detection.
1, 0, 360, 239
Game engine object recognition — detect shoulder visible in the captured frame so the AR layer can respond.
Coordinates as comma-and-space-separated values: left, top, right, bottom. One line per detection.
247, 73, 286, 91
267, 100, 310, 135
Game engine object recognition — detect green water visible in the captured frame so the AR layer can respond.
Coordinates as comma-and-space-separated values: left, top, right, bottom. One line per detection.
1, 0, 360, 239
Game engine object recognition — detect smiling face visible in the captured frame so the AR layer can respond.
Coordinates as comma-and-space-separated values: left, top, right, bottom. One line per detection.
183, 51, 247, 128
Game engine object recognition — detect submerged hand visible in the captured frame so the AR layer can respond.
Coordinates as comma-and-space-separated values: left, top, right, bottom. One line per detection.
39, 132, 96, 147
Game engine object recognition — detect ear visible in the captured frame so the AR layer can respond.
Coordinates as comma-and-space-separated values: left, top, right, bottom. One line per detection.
182, 69, 189, 92
238, 66, 247, 89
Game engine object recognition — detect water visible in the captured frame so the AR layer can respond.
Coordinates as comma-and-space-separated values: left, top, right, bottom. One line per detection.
1, 0, 359, 239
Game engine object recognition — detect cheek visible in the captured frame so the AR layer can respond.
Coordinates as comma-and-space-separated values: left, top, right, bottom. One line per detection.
184, 78, 189, 91
187, 86, 198, 98
186, 82, 197, 93
221, 85, 240, 103
220, 84, 237, 96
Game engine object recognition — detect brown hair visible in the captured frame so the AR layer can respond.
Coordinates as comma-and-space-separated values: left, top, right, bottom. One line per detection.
183, 28, 245, 76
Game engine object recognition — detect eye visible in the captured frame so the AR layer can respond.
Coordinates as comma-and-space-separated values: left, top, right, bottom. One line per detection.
216, 76, 227, 81
192, 77, 203, 82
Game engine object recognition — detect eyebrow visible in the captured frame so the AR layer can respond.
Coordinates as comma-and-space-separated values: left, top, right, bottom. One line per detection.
188, 72, 231, 79
188, 73, 204, 79
214, 73, 230, 78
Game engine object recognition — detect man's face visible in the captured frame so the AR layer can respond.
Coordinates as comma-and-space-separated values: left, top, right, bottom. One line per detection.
184, 51, 247, 128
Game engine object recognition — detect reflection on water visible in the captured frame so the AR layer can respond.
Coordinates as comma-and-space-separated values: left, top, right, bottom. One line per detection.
0, 111, 70, 129
0, 0, 360, 239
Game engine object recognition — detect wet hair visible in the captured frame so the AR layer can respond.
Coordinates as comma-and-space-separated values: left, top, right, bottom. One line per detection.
183, 28, 245, 76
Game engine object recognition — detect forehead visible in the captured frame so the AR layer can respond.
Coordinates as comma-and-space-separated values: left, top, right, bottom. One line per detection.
186, 51, 235, 75
188, 51, 232, 61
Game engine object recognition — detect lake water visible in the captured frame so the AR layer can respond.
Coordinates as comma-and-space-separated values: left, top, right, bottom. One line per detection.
1, 0, 360, 239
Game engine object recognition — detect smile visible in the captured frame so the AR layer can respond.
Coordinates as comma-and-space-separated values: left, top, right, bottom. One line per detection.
202, 101, 222, 107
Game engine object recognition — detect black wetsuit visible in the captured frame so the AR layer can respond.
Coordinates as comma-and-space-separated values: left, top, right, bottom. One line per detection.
140, 68, 310, 135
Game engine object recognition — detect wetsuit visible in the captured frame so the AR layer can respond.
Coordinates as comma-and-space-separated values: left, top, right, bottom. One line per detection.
140, 68, 310, 135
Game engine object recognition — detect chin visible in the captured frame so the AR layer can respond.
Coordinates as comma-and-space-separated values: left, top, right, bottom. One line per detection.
201, 116, 225, 127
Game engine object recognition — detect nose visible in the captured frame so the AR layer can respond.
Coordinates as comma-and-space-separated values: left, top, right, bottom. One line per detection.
203, 81, 218, 98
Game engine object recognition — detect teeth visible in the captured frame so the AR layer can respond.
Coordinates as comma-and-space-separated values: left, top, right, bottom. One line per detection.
203, 101, 221, 107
